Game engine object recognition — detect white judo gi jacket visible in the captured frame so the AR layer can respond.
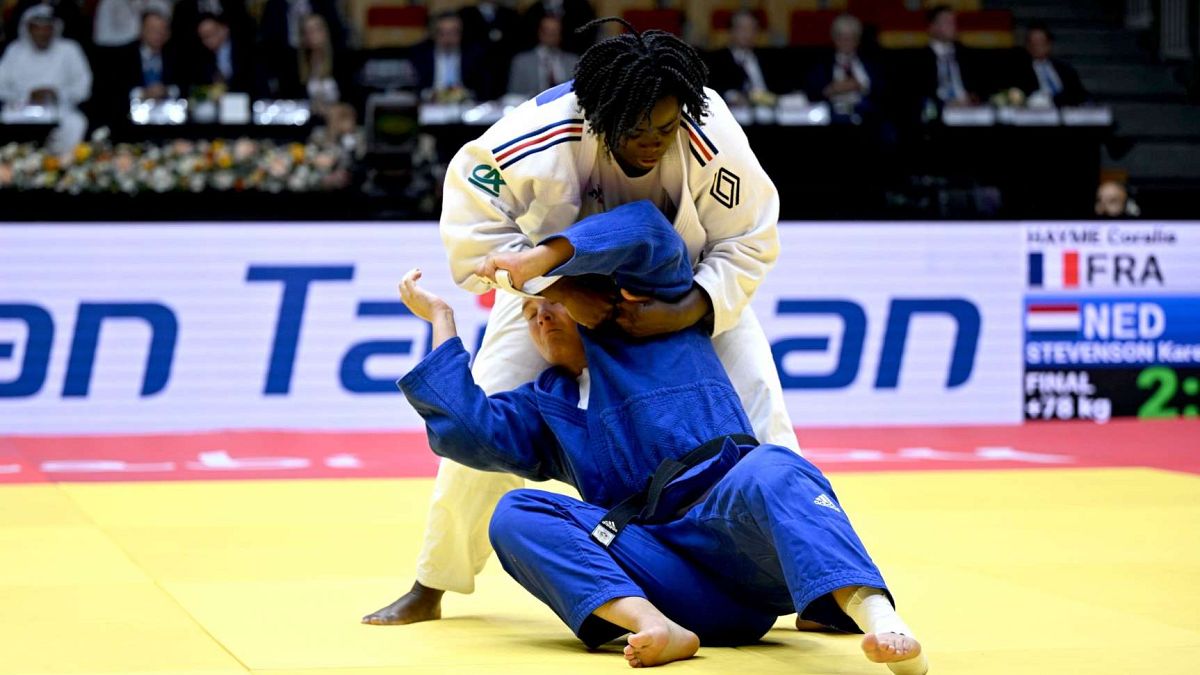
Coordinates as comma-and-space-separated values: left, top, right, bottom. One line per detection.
440, 82, 778, 337
415, 82, 797, 594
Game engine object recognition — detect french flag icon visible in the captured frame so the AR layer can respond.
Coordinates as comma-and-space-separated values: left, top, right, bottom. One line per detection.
1026, 302, 1082, 334
1028, 251, 1080, 288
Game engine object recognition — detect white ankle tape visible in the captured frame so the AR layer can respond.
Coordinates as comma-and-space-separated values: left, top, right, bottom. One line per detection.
844, 587, 911, 637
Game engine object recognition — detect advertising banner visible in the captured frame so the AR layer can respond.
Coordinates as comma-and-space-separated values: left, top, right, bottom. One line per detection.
0, 221, 1066, 434
764, 224, 1023, 426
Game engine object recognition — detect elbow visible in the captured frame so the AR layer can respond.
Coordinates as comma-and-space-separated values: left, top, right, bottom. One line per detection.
426, 428, 484, 468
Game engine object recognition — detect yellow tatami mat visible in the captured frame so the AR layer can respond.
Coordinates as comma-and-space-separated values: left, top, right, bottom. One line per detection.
3, 467, 1198, 675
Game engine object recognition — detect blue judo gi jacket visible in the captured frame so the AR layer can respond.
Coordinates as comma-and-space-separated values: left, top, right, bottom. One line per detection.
401, 201, 888, 646
399, 200, 755, 509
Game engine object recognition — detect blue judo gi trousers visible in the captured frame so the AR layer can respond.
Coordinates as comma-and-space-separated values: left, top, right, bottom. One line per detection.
489, 444, 887, 647
401, 201, 892, 647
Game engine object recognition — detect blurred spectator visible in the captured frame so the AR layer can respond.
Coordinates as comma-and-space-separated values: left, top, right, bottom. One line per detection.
520, 0, 594, 55
460, 0, 522, 95
260, 0, 344, 50
172, 0, 251, 38
11, 0, 87, 46
461, 0, 521, 56
0, 6, 91, 155
292, 14, 355, 114
171, 0, 252, 88
311, 101, 359, 151
507, 15, 577, 98
191, 13, 254, 94
410, 12, 487, 102
805, 14, 883, 121
93, 0, 169, 47
1095, 180, 1139, 218
258, 0, 345, 98
912, 5, 986, 107
308, 101, 360, 189
119, 9, 177, 97
92, 7, 176, 128
707, 9, 781, 107
1011, 24, 1087, 107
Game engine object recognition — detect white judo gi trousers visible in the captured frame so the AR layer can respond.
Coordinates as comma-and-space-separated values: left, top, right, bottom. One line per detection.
415, 290, 799, 593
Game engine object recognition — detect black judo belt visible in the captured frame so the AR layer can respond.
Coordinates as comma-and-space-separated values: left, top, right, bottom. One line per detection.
590, 433, 758, 548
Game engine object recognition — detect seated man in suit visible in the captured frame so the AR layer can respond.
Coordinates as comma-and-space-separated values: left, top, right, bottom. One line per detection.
805, 13, 882, 123
410, 11, 489, 102
192, 13, 255, 94
912, 5, 986, 109
460, 0, 523, 95
93, 6, 177, 129
1012, 23, 1087, 107
507, 15, 577, 98
124, 8, 177, 99
706, 9, 782, 107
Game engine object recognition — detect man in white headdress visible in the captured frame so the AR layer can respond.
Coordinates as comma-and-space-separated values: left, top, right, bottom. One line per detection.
0, 5, 93, 156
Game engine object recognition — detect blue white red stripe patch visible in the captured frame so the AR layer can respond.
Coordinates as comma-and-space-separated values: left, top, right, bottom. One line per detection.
682, 114, 718, 167
492, 118, 584, 169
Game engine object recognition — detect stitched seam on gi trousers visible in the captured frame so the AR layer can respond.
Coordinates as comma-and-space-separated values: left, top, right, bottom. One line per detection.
554, 499, 646, 630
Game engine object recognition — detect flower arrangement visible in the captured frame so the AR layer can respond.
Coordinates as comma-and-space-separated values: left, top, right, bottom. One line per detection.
0, 130, 352, 194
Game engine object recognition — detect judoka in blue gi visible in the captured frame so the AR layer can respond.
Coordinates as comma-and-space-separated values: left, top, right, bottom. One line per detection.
396, 201, 929, 673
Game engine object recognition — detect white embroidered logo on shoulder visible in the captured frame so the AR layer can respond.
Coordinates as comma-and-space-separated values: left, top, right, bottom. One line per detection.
813, 493, 842, 513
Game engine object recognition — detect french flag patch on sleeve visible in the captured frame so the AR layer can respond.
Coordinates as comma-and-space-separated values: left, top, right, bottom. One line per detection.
492, 119, 584, 170
682, 114, 719, 167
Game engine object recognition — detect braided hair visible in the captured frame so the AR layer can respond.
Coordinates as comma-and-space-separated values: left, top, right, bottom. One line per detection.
572, 17, 710, 156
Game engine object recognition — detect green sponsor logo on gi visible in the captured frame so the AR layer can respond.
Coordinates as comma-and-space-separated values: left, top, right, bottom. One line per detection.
469, 164, 505, 196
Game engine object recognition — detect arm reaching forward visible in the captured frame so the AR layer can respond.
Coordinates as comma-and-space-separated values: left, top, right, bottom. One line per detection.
395, 269, 564, 481
475, 201, 693, 302
398, 269, 457, 349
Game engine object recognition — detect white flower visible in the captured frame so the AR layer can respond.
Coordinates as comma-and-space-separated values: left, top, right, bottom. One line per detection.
16, 154, 40, 173
286, 172, 308, 192
150, 166, 173, 192
211, 171, 235, 191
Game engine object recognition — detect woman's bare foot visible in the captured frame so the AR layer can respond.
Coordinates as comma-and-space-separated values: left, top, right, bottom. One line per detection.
361, 581, 444, 625
622, 619, 700, 668
862, 633, 928, 674
592, 596, 699, 668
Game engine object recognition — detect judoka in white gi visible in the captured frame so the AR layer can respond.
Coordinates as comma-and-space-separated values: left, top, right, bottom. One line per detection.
365, 19, 801, 627
0, 6, 93, 157
394, 201, 929, 673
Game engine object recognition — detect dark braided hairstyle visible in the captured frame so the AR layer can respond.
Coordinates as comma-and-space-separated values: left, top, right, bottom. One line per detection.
572, 17, 710, 156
